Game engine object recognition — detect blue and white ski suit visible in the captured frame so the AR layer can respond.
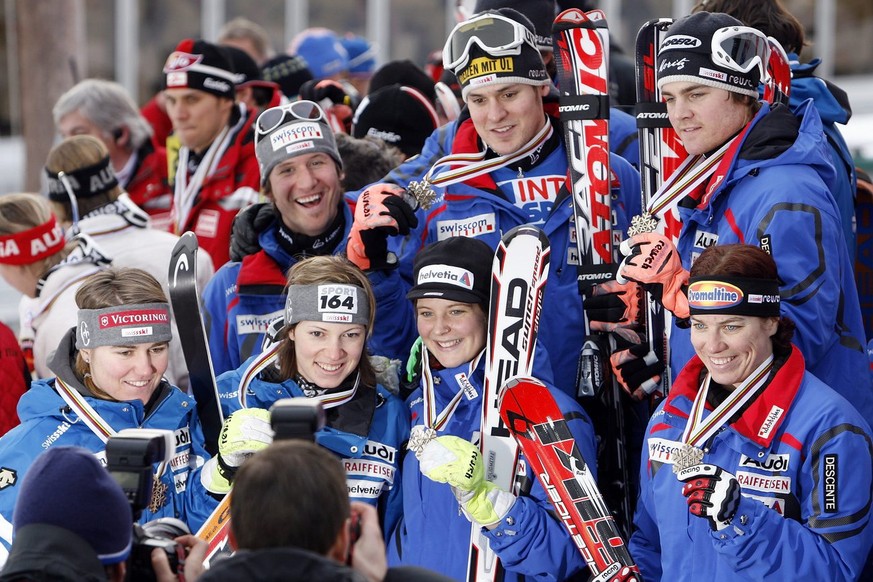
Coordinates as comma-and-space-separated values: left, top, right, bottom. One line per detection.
631, 346, 873, 581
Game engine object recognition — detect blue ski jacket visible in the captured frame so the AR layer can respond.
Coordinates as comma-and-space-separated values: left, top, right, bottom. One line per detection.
386, 352, 598, 581
371, 115, 640, 396
630, 346, 873, 581
202, 199, 415, 376
0, 330, 218, 561
216, 360, 410, 537
671, 100, 873, 422
789, 56, 857, 262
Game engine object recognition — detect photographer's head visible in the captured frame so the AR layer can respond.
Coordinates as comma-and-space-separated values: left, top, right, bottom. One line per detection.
74, 268, 172, 404
276, 256, 376, 388
230, 440, 351, 560
2, 446, 132, 582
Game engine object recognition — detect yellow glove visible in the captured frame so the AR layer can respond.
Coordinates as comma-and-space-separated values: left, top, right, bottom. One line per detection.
419, 435, 515, 527
201, 408, 273, 494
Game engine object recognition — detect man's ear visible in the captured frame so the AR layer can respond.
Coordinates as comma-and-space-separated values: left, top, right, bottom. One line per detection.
327, 516, 352, 563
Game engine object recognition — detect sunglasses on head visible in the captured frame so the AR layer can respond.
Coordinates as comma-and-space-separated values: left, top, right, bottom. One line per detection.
711, 25, 769, 78
255, 100, 326, 140
443, 13, 536, 72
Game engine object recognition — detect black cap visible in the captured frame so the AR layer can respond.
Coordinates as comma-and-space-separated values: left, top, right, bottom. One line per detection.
407, 237, 494, 307
352, 84, 439, 158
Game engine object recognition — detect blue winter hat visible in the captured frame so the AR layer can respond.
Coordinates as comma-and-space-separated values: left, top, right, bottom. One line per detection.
288, 28, 349, 79
13, 446, 133, 565
341, 35, 377, 77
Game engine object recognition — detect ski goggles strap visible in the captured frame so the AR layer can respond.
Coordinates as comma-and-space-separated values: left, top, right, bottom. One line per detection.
255, 100, 327, 141
711, 25, 769, 77
76, 303, 173, 349
443, 13, 537, 72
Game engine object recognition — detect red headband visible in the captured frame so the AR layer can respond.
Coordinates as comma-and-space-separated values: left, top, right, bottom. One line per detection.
0, 216, 66, 265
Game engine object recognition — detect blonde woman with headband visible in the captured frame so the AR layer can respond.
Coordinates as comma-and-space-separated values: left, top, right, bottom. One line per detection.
0, 193, 110, 379
214, 255, 410, 537
0, 268, 241, 562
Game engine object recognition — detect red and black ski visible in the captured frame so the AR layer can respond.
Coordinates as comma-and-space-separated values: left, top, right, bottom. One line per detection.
168, 232, 224, 455
469, 225, 550, 582
554, 8, 635, 537
500, 377, 641, 582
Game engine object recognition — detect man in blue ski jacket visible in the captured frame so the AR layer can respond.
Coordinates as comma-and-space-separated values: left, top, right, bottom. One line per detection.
615, 12, 873, 422
347, 8, 643, 399
201, 100, 413, 376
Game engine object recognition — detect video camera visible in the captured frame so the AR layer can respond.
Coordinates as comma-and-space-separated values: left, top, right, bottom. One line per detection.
106, 428, 187, 582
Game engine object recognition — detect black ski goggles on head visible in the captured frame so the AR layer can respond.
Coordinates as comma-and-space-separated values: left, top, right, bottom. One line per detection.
711, 25, 769, 77
442, 13, 537, 72
255, 100, 326, 141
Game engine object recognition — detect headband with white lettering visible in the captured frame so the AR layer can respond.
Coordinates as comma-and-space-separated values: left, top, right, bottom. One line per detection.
285, 284, 370, 327
76, 303, 173, 349
687, 276, 781, 317
46, 155, 119, 202
0, 215, 65, 265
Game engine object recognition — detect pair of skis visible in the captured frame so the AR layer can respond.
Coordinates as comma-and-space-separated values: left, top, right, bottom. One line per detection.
473, 223, 638, 582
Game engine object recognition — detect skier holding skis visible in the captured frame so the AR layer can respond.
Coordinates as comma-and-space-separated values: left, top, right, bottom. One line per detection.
214, 255, 409, 537
202, 100, 415, 376
613, 12, 873, 422
630, 244, 873, 581
347, 8, 642, 398
0, 268, 235, 564
385, 236, 597, 581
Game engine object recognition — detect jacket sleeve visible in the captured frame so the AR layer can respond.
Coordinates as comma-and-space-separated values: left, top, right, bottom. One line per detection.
379, 395, 411, 542
175, 406, 221, 533
628, 443, 664, 581
483, 393, 596, 580
367, 269, 417, 366
201, 265, 236, 378
711, 418, 873, 581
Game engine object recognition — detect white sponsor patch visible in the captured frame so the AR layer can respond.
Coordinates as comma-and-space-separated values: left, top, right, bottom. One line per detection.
416, 264, 475, 290
456, 372, 479, 400
647, 437, 683, 464
343, 458, 395, 484
236, 310, 284, 335
746, 493, 787, 515
739, 452, 790, 473
503, 176, 564, 206
174, 471, 189, 494
736, 471, 791, 494
363, 441, 397, 464
468, 73, 498, 87
436, 213, 496, 240
757, 405, 784, 439
121, 326, 152, 338
317, 284, 359, 317
166, 71, 188, 87
699, 67, 728, 82
194, 209, 220, 238
346, 478, 386, 499
170, 451, 191, 470
693, 229, 718, 250
270, 122, 323, 151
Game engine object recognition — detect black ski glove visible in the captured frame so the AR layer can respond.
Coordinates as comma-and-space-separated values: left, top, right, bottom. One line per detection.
230, 203, 276, 262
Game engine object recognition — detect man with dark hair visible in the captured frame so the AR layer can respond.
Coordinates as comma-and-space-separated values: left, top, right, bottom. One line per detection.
162, 38, 261, 267
200, 441, 451, 582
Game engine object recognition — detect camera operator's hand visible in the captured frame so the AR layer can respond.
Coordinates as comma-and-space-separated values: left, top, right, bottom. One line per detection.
348, 502, 388, 582
201, 408, 274, 494
151, 534, 207, 582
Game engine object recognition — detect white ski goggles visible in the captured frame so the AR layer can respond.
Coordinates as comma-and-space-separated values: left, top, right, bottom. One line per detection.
443, 13, 538, 72
255, 100, 326, 141
711, 25, 769, 77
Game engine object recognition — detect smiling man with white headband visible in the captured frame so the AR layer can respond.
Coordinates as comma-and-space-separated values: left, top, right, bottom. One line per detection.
611, 11, 873, 422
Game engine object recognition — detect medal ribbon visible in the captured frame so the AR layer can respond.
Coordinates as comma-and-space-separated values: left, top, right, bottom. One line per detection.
172, 121, 234, 232
55, 376, 169, 480
417, 118, 552, 192
237, 343, 360, 411
420, 348, 484, 431
681, 354, 774, 448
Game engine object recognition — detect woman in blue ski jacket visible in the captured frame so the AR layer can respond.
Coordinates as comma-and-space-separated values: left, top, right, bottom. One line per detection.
386, 236, 598, 581
0, 268, 221, 564
630, 244, 873, 581
215, 255, 409, 537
